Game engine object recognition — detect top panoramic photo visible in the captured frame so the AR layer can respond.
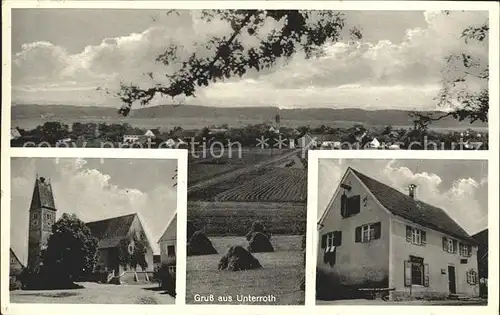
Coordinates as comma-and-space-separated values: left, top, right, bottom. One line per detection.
10, 9, 490, 151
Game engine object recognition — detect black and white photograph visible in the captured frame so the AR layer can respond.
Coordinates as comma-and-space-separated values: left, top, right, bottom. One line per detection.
1, 1, 499, 314
9, 9, 489, 151
8, 156, 179, 304
314, 158, 488, 305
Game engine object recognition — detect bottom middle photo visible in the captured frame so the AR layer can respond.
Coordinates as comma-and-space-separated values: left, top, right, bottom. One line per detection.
185, 149, 307, 305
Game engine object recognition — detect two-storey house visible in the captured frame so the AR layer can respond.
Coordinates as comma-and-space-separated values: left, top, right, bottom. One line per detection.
317, 167, 480, 299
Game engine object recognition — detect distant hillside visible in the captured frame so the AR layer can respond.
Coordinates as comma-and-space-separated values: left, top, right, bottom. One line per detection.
11, 104, 488, 129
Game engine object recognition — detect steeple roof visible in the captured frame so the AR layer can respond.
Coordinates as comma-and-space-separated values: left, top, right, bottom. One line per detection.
30, 176, 56, 211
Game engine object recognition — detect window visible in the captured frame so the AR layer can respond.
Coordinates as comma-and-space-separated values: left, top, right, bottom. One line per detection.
167, 245, 175, 257
321, 231, 342, 251
442, 237, 457, 253
460, 243, 472, 257
467, 270, 478, 285
411, 262, 423, 285
406, 226, 427, 245
321, 231, 342, 266
355, 222, 381, 243
447, 239, 454, 252
404, 257, 429, 287
362, 225, 375, 242
326, 233, 334, 248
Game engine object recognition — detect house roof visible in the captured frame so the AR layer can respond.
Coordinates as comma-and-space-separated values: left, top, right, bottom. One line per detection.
350, 168, 476, 243
10, 248, 24, 275
11, 128, 22, 139
85, 213, 137, 248
30, 176, 56, 211
472, 229, 488, 247
158, 213, 177, 243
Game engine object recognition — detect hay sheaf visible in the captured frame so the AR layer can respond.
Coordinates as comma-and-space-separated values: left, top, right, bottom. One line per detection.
187, 231, 217, 256
218, 245, 262, 271
247, 232, 274, 253
245, 221, 271, 241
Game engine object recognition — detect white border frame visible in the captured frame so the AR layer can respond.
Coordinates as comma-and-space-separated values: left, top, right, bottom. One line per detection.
1, 149, 189, 314
308, 150, 498, 314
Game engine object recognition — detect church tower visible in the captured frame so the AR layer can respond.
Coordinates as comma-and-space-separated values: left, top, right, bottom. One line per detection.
27, 175, 57, 269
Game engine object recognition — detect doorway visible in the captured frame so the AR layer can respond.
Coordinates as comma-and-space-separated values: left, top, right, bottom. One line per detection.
448, 265, 456, 294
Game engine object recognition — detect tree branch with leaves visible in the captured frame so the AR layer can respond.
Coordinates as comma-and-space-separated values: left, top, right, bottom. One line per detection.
104, 10, 361, 116
410, 12, 489, 128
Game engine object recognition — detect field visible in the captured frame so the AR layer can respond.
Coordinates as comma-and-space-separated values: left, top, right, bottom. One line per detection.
188, 201, 306, 235
186, 235, 305, 305
188, 148, 293, 186
215, 168, 307, 202
10, 282, 175, 304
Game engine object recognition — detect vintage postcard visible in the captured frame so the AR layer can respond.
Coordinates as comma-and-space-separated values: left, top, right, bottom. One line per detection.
1, 1, 499, 315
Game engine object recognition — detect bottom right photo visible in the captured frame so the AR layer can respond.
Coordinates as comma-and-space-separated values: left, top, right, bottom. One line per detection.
315, 158, 488, 305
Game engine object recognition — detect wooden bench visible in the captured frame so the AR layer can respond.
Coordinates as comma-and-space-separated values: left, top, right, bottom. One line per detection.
358, 287, 395, 300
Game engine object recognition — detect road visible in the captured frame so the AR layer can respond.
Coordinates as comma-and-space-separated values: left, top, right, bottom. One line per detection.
10, 282, 175, 304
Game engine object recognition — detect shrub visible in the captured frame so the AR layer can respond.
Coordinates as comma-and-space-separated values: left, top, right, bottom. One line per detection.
247, 232, 274, 253
153, 262, 176, 297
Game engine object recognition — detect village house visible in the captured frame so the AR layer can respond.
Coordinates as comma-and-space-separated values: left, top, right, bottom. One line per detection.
123, 129, 160, 144
317, 167, 480, 299
158, 213, 177, 274
10, 248, 24, 283
24, 175, 155, 284
297, 133, 342, 149
11, 127, 22, 140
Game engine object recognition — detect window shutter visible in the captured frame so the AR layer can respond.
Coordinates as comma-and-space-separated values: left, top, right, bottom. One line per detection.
421, 231, 427, 245
355, 226, 361, 243
466, 270, 470, 284
467, 244, 472, 257
404, 261, 412, 287
349, 195, 361, 215
321, 234, 327, 248
334, 231, 342, 246
453, 240, 458, 253
442, 237, 447, 251
340, 194, 348, 218
406, 226, 412, 242
373, 222, 382, 239
423, 263, 429, 287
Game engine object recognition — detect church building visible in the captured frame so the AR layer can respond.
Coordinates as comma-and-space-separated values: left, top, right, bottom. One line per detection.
25, 175, 155, 279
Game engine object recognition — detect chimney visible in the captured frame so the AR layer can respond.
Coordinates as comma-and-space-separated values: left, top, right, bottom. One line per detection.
408, 184, 417, 199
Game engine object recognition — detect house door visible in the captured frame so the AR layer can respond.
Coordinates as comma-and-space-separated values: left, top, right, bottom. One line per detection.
448, 266, 456, 294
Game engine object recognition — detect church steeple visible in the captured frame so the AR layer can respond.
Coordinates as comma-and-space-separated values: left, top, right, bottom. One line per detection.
29, 176, 56, 212
27, 176, 57, 269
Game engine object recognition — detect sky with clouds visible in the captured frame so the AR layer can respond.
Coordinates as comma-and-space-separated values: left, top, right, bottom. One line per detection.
10, 157, 178, 264
11, 9, 488, 110
317, 159, 488, 236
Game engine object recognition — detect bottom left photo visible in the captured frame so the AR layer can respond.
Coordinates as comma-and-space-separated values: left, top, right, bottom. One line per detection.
9, 156, 179, 305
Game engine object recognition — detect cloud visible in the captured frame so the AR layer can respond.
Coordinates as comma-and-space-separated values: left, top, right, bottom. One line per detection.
318, 159, 488, 235
10, 158, 177, 263
12, 11, 488, 109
